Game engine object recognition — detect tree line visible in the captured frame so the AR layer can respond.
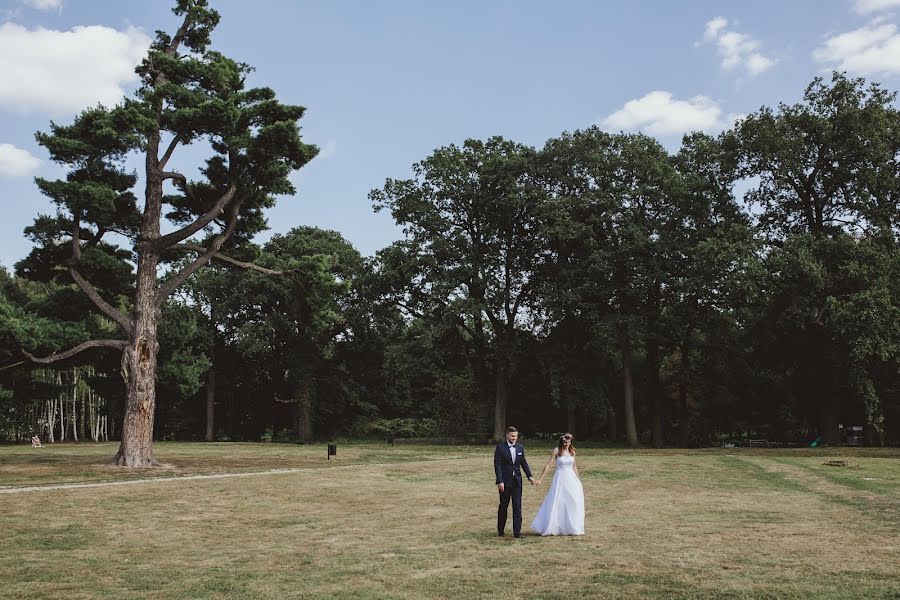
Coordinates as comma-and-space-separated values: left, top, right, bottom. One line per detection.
1, 2, 898, 458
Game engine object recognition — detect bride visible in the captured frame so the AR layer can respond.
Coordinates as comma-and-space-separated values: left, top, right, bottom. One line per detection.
531, 433, 585, 536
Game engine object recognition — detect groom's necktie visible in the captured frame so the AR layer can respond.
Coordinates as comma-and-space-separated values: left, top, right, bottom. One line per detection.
508, 444, 516, 465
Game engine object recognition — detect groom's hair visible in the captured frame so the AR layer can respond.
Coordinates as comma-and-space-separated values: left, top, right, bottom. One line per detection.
506, 426, 518, 434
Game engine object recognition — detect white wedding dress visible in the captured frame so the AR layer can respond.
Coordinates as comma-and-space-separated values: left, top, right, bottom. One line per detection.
530, 453, 585, 535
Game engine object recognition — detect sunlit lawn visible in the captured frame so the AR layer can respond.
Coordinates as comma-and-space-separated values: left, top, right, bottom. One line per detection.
1, 442, 898, 599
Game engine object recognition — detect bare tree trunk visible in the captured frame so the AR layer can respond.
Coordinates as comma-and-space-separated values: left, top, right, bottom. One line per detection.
566, 397, 577, 436
607, 404, 617, 442
205, 365, 216, 442
618, 323, 638, 447
57, 371, 66, 442
71, 375, 79, 442
297, 381, 314, 442
647, 336, 663, 448
91, 387, 99, 442
492, 360, 508, 442
678, 344, 690, 447
821, 393, 840, 445
78, 368, 87, 441
48, 398, 56, 443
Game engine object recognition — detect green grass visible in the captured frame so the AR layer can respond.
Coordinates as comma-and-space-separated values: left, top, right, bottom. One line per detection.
1, 443, 898, 599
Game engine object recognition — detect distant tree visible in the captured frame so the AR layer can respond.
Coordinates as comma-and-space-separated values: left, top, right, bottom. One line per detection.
371, 137, 543, 441
230, 228, 363, 441
539, 128, 681, 446
662, 133, 757, 446
735, 73, 900, 444
19, 0, 317, 465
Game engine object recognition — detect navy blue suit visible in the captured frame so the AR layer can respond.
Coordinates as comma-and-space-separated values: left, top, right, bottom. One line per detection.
494, 441, 534, 536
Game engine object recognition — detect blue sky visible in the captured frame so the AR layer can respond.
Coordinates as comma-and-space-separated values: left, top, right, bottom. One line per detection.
2, 0, 900, 268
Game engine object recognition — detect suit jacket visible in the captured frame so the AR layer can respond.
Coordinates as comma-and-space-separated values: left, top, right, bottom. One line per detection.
494, 441, 533, 486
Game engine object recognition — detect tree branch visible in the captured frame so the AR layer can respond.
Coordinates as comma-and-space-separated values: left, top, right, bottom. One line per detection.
66, 209, 133, 335
395, 299, 424, 319
67, 267, 135, 335
155, 196, 246, 305
86, 226, 107, 249
158, 134, 182, 170
155, 184, 237, 250
169, 243, 286, 275
22, 339, 127, 365
455, 316, 476, 338
162, 171, 186, 182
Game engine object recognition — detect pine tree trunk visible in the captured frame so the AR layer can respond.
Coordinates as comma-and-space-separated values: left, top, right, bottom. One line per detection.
113, 326, 160, 466
112, 145, 163, 467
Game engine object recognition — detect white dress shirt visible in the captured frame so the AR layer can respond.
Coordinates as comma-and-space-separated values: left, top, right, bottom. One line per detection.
508, 443, 516, 465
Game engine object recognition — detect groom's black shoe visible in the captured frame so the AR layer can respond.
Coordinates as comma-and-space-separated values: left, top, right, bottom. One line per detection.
513, 533, 522, 538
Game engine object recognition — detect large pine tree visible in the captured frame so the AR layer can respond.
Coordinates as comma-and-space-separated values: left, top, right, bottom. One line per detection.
20, 0, 317, 465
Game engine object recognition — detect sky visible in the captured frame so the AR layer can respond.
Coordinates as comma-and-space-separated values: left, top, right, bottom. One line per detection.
2, 0, 900, 268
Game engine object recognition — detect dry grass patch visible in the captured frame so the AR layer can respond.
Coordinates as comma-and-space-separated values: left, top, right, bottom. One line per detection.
0, 445, 898, 599
0, 441, 485, 487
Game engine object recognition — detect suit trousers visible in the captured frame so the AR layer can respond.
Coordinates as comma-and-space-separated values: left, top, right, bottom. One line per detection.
497, 478, 523, 536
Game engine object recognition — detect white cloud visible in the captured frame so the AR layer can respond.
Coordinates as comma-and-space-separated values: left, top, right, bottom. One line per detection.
746, 53, 777, 75
317, 140, 337, 160
813, 20, 900, 75
0, 23, 150, 114
600, 91, 725, 136
704, 17, 728, 40
701, 17, 778, 76
853, 0, 900, 14
24, 0, 63, 11
0, 143, 41, 177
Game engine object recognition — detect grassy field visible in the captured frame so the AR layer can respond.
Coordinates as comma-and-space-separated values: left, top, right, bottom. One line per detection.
1, 442, 898, 599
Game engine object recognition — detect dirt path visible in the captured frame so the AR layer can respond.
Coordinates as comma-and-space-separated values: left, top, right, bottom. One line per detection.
0, 467, 309, 494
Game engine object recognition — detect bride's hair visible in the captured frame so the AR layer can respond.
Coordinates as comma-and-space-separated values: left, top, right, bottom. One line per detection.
557, 433, 576, 456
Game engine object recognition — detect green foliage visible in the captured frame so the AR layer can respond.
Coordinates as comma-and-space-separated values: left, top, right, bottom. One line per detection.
360, 417, 439, 439
7, 59, 900, 448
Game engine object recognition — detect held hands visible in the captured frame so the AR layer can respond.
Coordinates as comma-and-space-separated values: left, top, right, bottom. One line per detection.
499, 478, 539, 490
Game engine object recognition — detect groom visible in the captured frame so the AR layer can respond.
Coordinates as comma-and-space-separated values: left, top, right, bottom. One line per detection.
494, 426, 536, 538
